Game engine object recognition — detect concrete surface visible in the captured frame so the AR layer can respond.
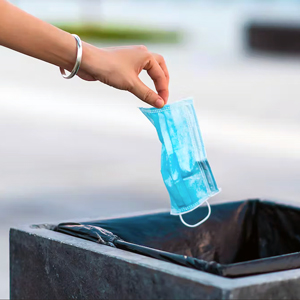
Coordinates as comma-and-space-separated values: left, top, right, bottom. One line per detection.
10, 222, 300, 299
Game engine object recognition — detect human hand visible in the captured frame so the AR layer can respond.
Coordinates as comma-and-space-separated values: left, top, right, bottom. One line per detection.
78, 44, 169, 108
0, 1, 168, 108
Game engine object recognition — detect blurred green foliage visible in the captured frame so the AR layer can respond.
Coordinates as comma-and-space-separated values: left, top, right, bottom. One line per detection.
54, 23, 181, 43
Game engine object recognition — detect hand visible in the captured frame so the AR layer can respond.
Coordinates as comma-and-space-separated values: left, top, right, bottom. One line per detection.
0, 2, 169, 107
78, 44, 169, 108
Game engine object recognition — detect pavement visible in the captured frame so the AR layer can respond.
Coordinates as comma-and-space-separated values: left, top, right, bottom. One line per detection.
1, 34, 300, 298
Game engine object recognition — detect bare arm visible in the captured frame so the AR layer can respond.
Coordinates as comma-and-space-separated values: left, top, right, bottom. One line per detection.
0, 0, 79, 72
0, 0, 169, 108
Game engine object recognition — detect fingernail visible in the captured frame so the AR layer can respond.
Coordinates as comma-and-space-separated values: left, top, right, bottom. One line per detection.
155, 98, 164, 108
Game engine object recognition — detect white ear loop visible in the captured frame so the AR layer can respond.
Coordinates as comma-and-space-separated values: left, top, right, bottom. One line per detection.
179, 200, 211, 228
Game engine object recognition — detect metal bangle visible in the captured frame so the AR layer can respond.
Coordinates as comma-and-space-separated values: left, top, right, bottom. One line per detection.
59, 34, 82, 79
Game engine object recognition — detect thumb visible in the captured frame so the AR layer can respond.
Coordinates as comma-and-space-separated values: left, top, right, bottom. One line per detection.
130, 78, 165, 108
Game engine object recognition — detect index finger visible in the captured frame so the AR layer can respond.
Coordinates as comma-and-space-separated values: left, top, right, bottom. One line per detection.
152, 53, 170, 86
144, 57, 169, 103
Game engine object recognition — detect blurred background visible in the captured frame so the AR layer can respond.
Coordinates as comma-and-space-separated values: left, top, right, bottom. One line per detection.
1, 0, 300, 297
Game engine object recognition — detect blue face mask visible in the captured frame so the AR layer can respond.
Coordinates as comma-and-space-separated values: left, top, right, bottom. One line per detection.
140, 99, 220, 227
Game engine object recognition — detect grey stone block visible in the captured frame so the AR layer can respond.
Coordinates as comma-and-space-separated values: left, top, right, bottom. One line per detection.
10, 217, 300, 300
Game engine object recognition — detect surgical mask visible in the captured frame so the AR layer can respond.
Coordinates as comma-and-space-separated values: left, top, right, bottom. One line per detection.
140, 98, 220, 227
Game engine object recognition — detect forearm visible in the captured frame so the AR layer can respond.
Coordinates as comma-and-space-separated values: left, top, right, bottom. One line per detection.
0, 0, 77, 70
0, 0, 169, 107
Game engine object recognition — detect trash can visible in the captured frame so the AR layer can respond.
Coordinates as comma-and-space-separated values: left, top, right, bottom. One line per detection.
10, 199, 300, 299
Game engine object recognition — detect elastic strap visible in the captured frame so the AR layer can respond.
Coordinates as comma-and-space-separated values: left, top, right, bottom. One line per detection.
179, 200, 211, 228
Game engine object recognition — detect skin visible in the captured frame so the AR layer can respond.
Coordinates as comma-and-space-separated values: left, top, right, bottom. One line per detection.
0, 0, 169, 108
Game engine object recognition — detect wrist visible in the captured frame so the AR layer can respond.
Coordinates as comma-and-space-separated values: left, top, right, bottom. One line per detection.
80, 41, 108, 78
60, 34, 82, 79
58, 32, 79, 72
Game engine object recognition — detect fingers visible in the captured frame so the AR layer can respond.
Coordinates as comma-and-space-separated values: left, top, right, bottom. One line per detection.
130, 77, 165, 108
152, 53, 169, 85
144, 57, 169, 104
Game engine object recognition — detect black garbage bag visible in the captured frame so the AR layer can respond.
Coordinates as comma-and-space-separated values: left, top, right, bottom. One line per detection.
55, 199, 300, 278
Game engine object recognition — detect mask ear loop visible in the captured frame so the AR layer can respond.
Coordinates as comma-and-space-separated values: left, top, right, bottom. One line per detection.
179, 200, 211, 228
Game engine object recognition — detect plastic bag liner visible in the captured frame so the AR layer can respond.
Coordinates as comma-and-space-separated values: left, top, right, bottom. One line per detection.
55, 199, 300, 278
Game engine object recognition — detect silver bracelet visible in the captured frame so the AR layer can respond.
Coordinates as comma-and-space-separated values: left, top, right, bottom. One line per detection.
59, 34, 82, 79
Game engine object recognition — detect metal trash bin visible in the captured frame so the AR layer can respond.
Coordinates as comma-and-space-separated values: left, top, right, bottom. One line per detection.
10, 199, 300, 299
